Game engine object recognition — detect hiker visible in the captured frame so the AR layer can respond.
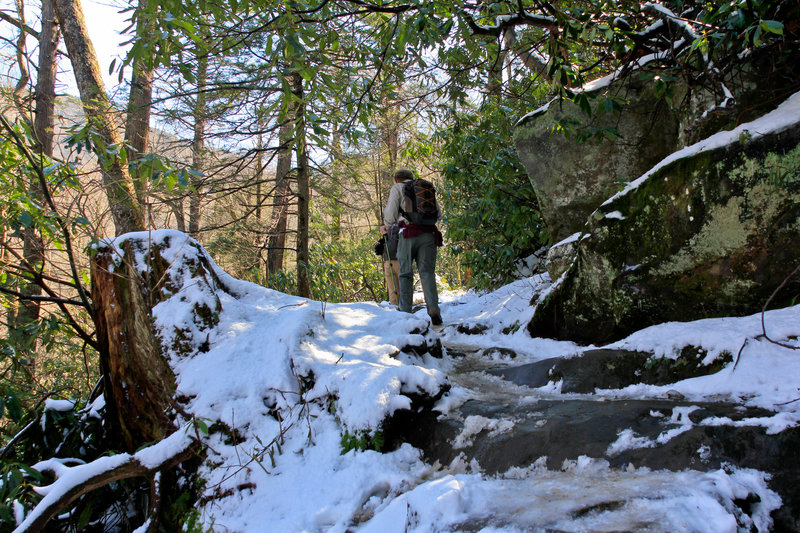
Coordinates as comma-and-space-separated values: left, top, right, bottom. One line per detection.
380, 168, 443, 325
374, 224, 400, 305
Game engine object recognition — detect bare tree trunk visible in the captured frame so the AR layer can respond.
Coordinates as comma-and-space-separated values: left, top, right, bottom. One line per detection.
254, 133, 264, 222
33, 0, 59, 157
188, 52, 208, 237
54, 0, 144, 236
265, 111, 293, 278
9, 0, 60, 369
292, 72, 311, 298
329, 131, 343, 239
487, 43, 507, 99
124, 0, 154, 205
380, 103, 399, 187
92, 241, 177, 452
172, 199, 186, 232
376, 102, 400, 222
11, 0, 30, 112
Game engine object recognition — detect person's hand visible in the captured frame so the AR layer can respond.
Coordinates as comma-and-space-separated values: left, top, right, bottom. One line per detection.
379, 225, 388, 235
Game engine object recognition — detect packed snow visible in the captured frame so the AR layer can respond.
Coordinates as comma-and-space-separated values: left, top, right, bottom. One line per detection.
17, 230, 800, 531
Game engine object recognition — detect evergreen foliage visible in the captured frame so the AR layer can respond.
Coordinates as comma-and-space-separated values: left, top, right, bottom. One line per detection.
432, 101, 548, 288
0, 119, 98, 443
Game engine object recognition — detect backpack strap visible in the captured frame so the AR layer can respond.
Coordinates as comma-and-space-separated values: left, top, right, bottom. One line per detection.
398, 179, 416, 220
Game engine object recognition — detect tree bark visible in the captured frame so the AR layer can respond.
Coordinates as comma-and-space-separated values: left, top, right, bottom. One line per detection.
9, 0, 60, 367
124, 0, 155, 205
172, 198, 186, 232
380, 102, 399, 187
54, 0, 144, 236
376, 102, 400, 222
292, 72, 311, 298
329, 131, 344, 239
11, 0, 29, 112
91, 240, 177, 452
33, 0, 59, 158
188, 52, 208, 237
265, 107, 293, 278
487, 43, 507, 99
254, 133, 264, 222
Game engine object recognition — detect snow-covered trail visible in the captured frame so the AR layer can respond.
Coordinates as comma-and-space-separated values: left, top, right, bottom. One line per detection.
366, 276, 800, 532
94, 232, 799, 532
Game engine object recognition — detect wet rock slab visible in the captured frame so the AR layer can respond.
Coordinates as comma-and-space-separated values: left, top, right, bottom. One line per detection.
487, 348, 731, 392
420, 399, 785, 471
407, 396, 800, 530
405, 342, 800, 528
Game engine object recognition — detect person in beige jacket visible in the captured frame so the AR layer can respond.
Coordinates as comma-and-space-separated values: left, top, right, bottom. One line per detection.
380, 169, 443, 325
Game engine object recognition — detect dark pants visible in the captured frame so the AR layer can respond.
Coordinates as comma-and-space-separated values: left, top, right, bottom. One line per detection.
398, 232, 439, 316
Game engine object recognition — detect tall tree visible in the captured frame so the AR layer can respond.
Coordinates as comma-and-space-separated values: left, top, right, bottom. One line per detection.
188, 49, 208, 237
5, 0, 60, 373
265, 116, 293, 278
292, 71, 311, 298
54, 0, 144, 235
124, 0, 155, 206
32, 0, 59, 158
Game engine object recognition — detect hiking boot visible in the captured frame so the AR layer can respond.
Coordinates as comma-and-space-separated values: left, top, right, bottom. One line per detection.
430, 312, 443, 326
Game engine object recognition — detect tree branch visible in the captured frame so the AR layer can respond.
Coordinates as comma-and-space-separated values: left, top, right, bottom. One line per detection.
0, 10, 40, 39
503, 27, 550, 80
14, 429, 199, 533
461, 8, 557, 37
338, 0, 414, 15
0, 285, 84, 306
761, 262, 800, 350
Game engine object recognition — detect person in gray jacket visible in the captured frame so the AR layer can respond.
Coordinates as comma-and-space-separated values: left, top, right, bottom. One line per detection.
380, 168, 443, 325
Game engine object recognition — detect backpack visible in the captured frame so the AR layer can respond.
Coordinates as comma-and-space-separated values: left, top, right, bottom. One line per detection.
400, 179, 439, 226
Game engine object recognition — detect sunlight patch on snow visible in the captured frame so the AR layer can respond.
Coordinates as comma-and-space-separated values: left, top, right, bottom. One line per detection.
328, 305, 377, 328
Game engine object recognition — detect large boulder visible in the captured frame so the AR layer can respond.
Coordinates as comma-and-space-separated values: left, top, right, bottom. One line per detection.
513, 76, 682, 243
513, 46, 800, 246
528, 103, 800, 343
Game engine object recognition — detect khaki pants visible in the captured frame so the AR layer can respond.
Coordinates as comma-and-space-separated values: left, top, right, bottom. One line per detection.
383, 259, 400, 305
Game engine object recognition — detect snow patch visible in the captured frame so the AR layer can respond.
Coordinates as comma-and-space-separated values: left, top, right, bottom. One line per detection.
603, 90, 800, 207
453, 415, 516, 449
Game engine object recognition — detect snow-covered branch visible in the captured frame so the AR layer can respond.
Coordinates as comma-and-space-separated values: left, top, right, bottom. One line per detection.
14, 429, 198, 532
641, 3, 701, 47
503, 28, 551, 81
461, 9, 557, 37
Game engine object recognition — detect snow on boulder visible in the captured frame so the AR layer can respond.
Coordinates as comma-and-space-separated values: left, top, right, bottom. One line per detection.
529, 90, 800, 344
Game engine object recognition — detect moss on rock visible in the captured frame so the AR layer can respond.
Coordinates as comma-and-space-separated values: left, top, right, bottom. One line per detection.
529, 123, 800, 344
